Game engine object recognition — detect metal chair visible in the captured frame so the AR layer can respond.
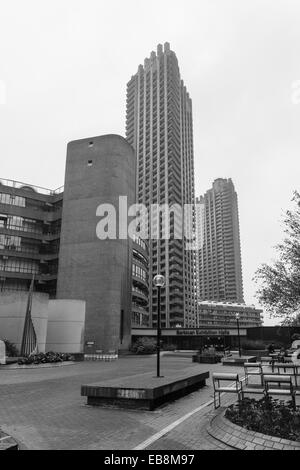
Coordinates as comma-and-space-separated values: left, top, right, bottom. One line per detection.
244, 362, 263, 386
212, 373, 242, 409
273, 363, 299, 387
264, 374, 296, 410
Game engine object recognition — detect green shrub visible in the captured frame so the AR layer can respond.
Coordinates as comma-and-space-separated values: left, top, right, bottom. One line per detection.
131, 337, 157, 355
2, 339, 19, 357
226, 397, 300, 442
18, 352, 74, 365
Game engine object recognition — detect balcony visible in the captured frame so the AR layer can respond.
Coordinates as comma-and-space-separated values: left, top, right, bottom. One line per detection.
132, 288, 148, 304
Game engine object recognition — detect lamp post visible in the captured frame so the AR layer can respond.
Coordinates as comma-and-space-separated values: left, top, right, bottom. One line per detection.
236, 312, 242, 357
153, 274, 165, 378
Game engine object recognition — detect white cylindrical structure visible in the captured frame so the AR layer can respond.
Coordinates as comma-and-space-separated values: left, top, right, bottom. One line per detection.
0, 292, 49, 353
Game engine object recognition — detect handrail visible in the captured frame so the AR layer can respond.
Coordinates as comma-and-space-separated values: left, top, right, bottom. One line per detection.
0, 178, 64, 196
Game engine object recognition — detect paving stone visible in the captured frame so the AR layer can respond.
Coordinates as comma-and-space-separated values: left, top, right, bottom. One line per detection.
0, 358, 240, 450
272, 442, 284, 450
253, 437, 265, 445
3, 358, 298, 452
270, 436, 282, 442
265, 440, 274, 448
244, 444, 256, 450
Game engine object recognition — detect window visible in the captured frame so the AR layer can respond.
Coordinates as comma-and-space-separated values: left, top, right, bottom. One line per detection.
0, 214, 8, 228
0, 193, 26, 207
0, 257, 39, 274
132, 263, 147, 282
0, 215, 43, 234
0, 235, 21, 251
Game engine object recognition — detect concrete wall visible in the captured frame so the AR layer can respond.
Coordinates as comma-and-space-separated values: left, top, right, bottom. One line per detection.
46, 300, 85, 353
56, 135, 136, 353
0, 292, 49, 353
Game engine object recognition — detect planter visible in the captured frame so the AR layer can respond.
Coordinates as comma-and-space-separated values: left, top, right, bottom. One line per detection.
192, 354, 220, 364
0, 361, 77, 370
208, 409, 300, 451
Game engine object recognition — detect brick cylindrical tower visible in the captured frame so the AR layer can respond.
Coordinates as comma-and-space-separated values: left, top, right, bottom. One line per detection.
56, 134, 135, 353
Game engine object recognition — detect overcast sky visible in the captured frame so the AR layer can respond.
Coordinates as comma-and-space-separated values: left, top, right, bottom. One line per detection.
0, 0, 299, 325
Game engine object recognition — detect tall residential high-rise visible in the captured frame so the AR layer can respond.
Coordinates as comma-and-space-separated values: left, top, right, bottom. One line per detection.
196, 178, 244, 304
126, 42, 196, 328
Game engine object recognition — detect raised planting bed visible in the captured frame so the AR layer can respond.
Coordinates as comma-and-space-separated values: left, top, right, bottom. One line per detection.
0, 361, 77, 370
81, 366, 209, 411
192, 354, 221, 364
226, 397, 300, 443
208, 406, 300, 450
17, 352, 76, 366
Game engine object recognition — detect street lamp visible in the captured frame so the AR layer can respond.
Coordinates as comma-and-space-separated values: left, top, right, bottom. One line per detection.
236, 312, 242, 357
153, 274, 165, 378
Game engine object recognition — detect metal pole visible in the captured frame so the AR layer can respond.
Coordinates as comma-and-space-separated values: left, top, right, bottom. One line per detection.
237, 318, 241, 357
157, 285, 161, 377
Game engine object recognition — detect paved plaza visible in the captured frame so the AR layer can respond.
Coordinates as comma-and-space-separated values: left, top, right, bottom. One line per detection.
0, 355, 243, 450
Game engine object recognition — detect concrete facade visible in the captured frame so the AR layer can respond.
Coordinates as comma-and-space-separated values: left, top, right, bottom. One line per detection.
197, 301, 263, 328
46, 300, 86, 353
0, 179, 63, 297
56, 135, 136, 353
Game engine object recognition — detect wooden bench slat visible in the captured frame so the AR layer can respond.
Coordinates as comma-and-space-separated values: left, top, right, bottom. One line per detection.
264, 375, 292, 382
242, 387, 265, 393
244, 362, 262, 367
212, 373, 239, 381
267, 388, 293, 395
215, 387, 241, 393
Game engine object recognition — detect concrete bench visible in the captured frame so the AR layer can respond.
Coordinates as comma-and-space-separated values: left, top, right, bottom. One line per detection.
212, 373, 242, 409
82, 368, 210, 410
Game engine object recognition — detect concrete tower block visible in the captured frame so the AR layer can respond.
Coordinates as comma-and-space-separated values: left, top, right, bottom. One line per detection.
56, 135, 136, 353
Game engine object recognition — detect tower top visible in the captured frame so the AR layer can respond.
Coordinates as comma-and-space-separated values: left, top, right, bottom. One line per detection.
164, 42, 170, 52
